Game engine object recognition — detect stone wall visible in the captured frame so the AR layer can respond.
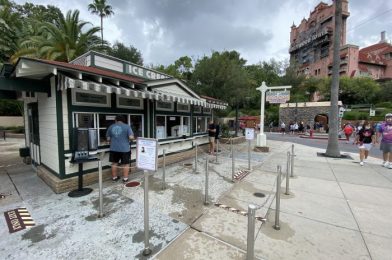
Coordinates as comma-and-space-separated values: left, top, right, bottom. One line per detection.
279, 105, 331, 127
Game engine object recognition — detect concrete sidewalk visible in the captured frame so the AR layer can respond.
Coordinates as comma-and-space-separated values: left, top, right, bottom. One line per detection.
1, 138, 391, 259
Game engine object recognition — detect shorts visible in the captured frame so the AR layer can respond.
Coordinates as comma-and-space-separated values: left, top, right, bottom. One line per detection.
358, 143, 372, 151
209, 136, 215, 143
380, 142, 392, 153
281, 128, 285, 132
109, 151, 131, 164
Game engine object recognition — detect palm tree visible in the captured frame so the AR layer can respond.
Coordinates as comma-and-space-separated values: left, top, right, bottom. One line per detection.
88, 0, 114, 46
0, 0, 23, 64
325, 0, 342, 157
12, 10, 102, 62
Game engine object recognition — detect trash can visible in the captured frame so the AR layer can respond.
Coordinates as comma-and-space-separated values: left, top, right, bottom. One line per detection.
19, 147, 30, 157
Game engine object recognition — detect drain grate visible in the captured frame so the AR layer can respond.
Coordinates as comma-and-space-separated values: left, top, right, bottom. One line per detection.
183, 163, 193, 167
0, 193, 11, 199
125, 181, 141, 188
253, 192, 265, 198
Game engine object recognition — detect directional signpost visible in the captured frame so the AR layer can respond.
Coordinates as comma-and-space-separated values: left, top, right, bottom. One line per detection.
256, 81, 292, 148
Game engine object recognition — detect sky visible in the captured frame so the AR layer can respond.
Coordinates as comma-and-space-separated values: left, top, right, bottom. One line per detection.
13, 0, 392, 67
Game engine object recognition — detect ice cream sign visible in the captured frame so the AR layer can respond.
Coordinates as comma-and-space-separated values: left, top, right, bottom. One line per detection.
126, 64, 170, 80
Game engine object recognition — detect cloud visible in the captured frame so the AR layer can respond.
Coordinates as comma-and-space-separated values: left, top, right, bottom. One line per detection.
12, 0, 392, 66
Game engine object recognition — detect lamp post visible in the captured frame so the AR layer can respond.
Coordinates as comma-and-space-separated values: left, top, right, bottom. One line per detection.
256, 81, 292, 147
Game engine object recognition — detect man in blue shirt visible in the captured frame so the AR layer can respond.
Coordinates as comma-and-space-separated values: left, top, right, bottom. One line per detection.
106, 115, 134, 183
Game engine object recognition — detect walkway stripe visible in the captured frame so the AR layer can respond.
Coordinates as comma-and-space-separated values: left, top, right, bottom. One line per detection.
214, 203, 266, 222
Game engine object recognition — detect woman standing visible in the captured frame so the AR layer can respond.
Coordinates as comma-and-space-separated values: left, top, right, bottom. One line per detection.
355, 121, 375, 166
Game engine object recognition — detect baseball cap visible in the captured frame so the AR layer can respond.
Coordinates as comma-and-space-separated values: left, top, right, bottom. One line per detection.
386, 113, 392, 118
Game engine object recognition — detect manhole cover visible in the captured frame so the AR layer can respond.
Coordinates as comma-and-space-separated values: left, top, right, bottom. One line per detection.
183, 163, 193, 167
125, 181, 141, 188
254, 192, 266, 198
0, 193, 10, 199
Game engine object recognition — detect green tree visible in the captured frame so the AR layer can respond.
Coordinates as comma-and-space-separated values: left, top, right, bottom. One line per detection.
13, 10, 102, 62
378, 80, 392, 103
108, 41, 143, 65
88, 0, 114, 46
190, 50, 250, 135
153, 56, 193, 80
0, 0, 22, 64
14, 3, 62, 23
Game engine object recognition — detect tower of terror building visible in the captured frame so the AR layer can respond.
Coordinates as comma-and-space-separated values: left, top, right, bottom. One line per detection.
289, 1, 392, 81
289, 0, 350, 77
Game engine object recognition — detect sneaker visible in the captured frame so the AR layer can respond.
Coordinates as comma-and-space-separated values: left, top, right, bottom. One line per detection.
389, 164, 392, 169
122, 178, 129, 183
112, 176, 120, 182
360, 161, 364, 166
383, 162, 389, 168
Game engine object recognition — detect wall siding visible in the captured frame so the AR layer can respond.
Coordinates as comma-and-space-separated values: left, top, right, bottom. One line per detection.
159, 85, 191, 96
95, 55, 123, 72
37, 86, 59, 173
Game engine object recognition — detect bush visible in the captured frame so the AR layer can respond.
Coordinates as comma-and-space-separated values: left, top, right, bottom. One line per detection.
0, 126, 25, 133
375, 102, 392, 108
221, 124, 233, 138
343, 111, 369, 120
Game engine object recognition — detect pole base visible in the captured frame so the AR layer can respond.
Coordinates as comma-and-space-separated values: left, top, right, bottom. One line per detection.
143, 248, 152, 256
68, 188, 93, 198
273, 225, 281, 230
256, 133, 267, 147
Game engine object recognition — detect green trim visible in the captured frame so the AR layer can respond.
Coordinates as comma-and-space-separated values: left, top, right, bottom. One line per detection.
64, 164, 112, 178
91, 53, 95, 66
40, 163, 61, 178
67, 89, 73, 150
0, 77, 50, 93
55, 81, 66, 178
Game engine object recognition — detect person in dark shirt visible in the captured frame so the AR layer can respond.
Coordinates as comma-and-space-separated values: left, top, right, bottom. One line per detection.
208, 120, 216, 155
355, 121, 375, 166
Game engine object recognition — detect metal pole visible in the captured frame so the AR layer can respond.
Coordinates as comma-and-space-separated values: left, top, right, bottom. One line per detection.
143, 170, 152, 256
98, 160, 104, 218
246, 204, 257, 260
231, 138, 235, 182
162, 149, 166, 190
194, 143, 198, 173
274, 165, 282, 230
291, 144, 295, 177
285, 152, 290, 195
215, 139, 219, 163
204, 156, 209, 205
248, 139, 251, 170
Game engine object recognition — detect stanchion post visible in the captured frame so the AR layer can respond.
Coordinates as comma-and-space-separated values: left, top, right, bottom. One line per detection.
162, 149, 166, 190
143, 170, 152, 256
98, 160, 104, 218
194, 143, 198, 173
248, 139, 251, 170
204, 156, 209, 205
216, 139, 219, 163
246, 204, 257, 260
285, 152, 290, 195
274, 165, 282, 230
291, 144, 295, 177
231, 138, 235, 182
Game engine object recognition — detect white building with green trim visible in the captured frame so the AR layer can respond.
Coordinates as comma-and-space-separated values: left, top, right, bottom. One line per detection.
0, 51, 227, 192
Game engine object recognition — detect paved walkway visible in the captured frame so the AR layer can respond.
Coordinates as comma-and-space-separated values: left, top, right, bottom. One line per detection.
0, 138, 391, 259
